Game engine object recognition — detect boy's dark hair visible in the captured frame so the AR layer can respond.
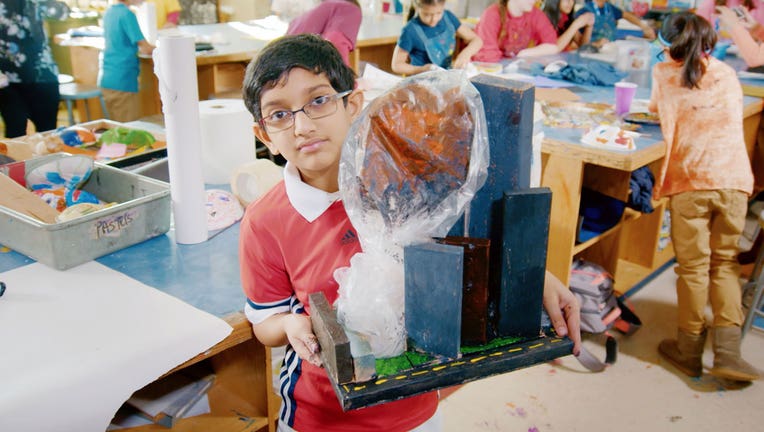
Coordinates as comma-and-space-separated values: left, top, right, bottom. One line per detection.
242, 34, 356, 122
659, 12, 717, 89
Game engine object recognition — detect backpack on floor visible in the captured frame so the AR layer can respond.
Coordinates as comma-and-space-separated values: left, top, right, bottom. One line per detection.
569, 258, 641, 372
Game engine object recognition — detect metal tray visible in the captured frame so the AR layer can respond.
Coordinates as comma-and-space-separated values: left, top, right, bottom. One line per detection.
0, 154, 171, 270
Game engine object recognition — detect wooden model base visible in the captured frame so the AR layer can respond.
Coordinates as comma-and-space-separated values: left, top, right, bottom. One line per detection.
309, 291, 573, 411
332, 333, 572, 411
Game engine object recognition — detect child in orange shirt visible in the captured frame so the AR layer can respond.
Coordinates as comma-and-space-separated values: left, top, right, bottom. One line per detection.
649, 12, 758, 382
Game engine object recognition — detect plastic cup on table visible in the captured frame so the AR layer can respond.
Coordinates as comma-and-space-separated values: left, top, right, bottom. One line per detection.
614, 81, 638, 117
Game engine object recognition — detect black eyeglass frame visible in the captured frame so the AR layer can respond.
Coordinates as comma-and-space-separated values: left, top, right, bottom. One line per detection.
259, 90, 353, 133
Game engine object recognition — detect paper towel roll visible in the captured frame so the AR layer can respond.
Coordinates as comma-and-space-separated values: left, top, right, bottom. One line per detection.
137, 2, 158, 45
230, 159, 284, 206
153, 35, 208, 244
199, 99, 256, 185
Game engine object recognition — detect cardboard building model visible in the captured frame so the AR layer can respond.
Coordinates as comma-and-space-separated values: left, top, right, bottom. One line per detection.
310, 73, 574, 411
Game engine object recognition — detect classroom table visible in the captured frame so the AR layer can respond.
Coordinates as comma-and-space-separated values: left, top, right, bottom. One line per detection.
59, 14, 405, 117
536, 51, 764, 293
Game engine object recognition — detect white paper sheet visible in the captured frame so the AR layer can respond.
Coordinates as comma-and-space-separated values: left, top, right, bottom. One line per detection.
0, 262, 233, 432
228, 19, 288, 41
357, 64, 402, 106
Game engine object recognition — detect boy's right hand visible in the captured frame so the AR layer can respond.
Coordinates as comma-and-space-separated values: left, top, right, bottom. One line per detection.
284, 313, 323, 367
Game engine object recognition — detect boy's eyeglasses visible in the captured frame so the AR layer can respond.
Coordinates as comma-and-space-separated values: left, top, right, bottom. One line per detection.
260, 90, 352, 133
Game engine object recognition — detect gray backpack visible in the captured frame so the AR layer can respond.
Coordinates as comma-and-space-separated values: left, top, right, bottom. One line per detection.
569, 259, 641, 371
570, 259, 620, 334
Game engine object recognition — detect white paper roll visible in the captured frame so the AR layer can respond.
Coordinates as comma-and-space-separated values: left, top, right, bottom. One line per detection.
153, 35, 208, 244
137, 2, 158, 45
199, 99, 257, 185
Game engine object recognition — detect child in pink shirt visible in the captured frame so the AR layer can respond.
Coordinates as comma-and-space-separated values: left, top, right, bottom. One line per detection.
473, 0, 559, 61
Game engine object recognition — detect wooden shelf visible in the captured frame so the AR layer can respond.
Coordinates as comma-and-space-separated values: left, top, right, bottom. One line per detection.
614, 259, 652, 295
119, 314, 275, 432
572, 223, 621, 255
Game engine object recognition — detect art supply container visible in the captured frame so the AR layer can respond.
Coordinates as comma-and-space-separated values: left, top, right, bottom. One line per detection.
0, 153, 171, 270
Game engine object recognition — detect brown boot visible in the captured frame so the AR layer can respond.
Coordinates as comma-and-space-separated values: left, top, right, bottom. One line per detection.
710, 326, 760, 382
658, 329, 706, 378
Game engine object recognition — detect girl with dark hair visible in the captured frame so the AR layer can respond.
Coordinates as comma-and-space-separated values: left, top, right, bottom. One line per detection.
391, 0, 482, 75
542, 0, 595, 51
649, 12, 759, 383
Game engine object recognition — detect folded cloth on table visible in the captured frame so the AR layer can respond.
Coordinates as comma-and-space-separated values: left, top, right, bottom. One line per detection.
531, 61, 626, 86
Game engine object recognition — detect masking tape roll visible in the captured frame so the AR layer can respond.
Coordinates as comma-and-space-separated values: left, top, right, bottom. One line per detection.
230, 159, 284, 207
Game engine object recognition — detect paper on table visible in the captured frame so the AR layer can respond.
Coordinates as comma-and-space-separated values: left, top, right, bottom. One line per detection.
581, 125, 639, 152
357, 64, 402, 106
534, 88, 581, 102
0, 262, 233, 432
228, 19, 287, 41
503, 73, 576, 88
737, 70, 764, 80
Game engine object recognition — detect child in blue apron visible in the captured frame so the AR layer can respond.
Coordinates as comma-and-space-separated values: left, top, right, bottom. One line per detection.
391, 0, 482, 75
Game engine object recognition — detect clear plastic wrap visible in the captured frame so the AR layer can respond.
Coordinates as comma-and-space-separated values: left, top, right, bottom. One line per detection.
335, 70, 490, 358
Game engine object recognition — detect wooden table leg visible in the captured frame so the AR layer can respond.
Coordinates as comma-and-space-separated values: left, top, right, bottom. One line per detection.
541, 152, 584, 287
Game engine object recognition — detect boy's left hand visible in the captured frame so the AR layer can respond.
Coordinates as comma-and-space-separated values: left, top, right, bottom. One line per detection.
543, 271, 582, 356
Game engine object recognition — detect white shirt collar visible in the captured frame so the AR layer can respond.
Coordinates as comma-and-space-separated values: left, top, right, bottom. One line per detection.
283, 162, 341, 223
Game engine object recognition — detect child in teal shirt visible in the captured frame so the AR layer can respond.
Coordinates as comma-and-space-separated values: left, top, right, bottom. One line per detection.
98, 0, 154, 122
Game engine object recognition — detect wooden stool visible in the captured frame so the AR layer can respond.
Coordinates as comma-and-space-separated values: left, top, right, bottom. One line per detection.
742, 208, 764, 337
59, 81, 108, 125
